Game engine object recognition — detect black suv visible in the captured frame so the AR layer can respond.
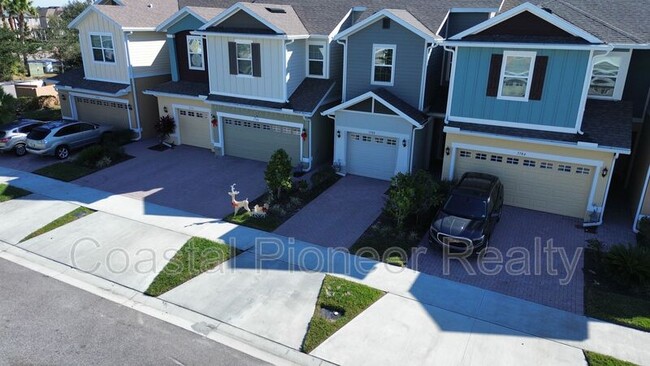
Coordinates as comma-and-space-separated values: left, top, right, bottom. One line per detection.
429, 172, 504, 252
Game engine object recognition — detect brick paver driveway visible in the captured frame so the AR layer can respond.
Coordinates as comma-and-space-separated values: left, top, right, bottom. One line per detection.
408, 206, 636, 314
73, 140, 267, 218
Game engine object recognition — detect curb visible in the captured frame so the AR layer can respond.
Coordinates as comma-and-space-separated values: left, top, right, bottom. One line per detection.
0, 242, 338, 366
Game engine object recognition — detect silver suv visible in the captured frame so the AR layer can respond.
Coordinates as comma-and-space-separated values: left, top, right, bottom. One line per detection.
26, 120, 113, 159
0, 119, 44, 156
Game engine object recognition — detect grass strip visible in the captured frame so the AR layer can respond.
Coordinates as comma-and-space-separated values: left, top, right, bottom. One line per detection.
584, 350, 637, 366
20, 206, 95, 242
0, 184, 31, 202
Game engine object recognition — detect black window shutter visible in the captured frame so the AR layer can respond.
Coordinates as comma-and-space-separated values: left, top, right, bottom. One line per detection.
529, 56, 548, 100
252, 43, 261, 77
228, 42, 237, 75
486, 54, 503, 97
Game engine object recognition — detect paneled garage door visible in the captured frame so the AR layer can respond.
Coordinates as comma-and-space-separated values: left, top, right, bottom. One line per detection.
178, 109, 212, 149
346, 132, 398, 180
222, 117, 301, 163
454, 148, 595, 218
75, 97, 129, 130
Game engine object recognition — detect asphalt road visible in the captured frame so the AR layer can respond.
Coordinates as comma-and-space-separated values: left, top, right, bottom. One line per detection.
0, 258, 271, 366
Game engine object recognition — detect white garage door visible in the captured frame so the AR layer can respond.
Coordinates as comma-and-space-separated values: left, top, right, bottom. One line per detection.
177, 109, 212, 149
346, 133, 398, 180
454, 148, 595, 218
223, 117, 301, 163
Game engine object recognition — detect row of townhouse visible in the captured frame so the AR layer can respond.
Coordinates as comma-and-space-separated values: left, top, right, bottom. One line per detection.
49, 0, 649, 230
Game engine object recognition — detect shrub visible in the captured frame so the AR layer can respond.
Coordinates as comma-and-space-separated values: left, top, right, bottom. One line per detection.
295, 179, 309, 193
605, 244, 650, 286
586, 238, 607, 261
384, 171, 438, 230
14, 96, 40, 113
37, 95, 59, 109
265, 149, 293, 200
95, 156, 112, 169
637, 217, 650, 249
310, 165, 337, 187
75, 145, 105, 168
154, 115, 175, 143
102, 129, 134, 147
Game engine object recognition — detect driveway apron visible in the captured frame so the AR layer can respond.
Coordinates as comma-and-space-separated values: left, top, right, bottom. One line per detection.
274, 175, 389, 248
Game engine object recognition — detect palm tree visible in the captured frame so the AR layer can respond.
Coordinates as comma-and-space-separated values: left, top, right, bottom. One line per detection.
6, 0, 36, 76
0, 0, 10, 28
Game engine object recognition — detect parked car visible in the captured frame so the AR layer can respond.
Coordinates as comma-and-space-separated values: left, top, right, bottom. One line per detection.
0, 119, 44, 156
429, 172, 504, 252
26, 120, 113, 159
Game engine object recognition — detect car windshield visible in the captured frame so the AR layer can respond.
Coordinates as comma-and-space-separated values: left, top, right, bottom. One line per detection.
0, 131, 5, 138
443, 194, 487, 219
27, 128, 50, 140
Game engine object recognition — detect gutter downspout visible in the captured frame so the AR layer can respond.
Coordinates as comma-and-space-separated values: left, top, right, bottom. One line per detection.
336, 39, 347, 101
124, 31, 142, 140
585, 152, 619, 227
302, 116, 312, 172
442, 45, 456, 124
409, 119, 428, 172
633, 167, 650, 233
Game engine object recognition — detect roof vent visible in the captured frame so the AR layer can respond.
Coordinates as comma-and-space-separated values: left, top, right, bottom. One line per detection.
542, 7, 552, 14
147, 3, 153, 7
265, 7, 286, 14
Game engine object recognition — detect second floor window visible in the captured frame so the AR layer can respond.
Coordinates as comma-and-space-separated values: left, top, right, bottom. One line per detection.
90, 34, 114, 63
308, 42, 325, 77
588, 51, 631, 100
498, 51, 536, 101
187, 36, 204, 70
237, 43, 253, 76
372, 45, 396, 85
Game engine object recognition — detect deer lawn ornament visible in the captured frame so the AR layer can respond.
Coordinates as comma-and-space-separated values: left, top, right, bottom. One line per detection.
228, 184, 250, 216
251, 203, 270, 218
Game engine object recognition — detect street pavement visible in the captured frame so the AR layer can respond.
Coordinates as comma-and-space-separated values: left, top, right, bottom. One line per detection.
0, 258, 270, 366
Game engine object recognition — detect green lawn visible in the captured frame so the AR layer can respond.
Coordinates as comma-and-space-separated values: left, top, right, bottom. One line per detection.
302, 275, 384, 353
33, 162, 96, 182
20, 108, 62, 121
585, 286, 650, 332
584, 351, 637, 366
145, 237, 239, 297
21, 207, 95, 242
225, 210, 283, 232
0, 184, 31, 202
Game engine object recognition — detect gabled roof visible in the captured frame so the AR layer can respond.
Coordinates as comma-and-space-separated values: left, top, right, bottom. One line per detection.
322, 89, 427, 127
184, 0, 503, 36
69, 0, 178, 31
334, 9, 441, 42
502, 0, 649, 45
450, 2, 602, 44
157, 6, 225, 32
200, 2, 308, 36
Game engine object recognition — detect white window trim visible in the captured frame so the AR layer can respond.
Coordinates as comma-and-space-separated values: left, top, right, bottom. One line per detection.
235, 40, 253, 77
587, 50, 632, 101
186, 35, 204, 71
89, 32, 116, 65
497, 50, 536, 102
371, 44, 396, 86
306, 41, 328, 79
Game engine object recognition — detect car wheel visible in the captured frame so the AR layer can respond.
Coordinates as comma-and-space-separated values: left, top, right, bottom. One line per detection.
55, 145, 70, 160
14, 143, 26, 156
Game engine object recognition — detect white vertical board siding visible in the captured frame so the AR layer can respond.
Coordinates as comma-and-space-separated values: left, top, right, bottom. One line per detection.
128, 32, 170, 77
76, 11, 129, 83
208, 36, 285, 101
286, 39, 305, 97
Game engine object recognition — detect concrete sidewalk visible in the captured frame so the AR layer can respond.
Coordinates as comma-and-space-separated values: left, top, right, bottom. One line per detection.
1, 166, 649, 366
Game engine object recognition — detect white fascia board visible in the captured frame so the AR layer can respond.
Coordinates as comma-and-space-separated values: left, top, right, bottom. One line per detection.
442, 40, 612, 51
69, 6, 121, 30
334, 9, 439, 42
191, 30, 288, 40
449, 2, 602, 44
156, 7, 210, 32
321, 91, 422, 127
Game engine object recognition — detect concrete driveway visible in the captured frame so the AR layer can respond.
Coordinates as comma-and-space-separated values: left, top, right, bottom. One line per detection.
73, 140, 267, 219
274, 175, 389, 248
0, 151, 62, 172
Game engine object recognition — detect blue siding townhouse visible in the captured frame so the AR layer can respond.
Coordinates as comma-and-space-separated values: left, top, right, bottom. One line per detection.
440, 1, 649, 224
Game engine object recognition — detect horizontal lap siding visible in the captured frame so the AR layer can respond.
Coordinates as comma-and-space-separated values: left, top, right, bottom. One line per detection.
450, 47, 590, 129
286, 39, 306, 97
128, 32, 170, 77
77, 12, 129, 83
345, 19, 425, 107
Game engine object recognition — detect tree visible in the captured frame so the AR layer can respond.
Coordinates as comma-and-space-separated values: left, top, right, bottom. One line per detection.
5, 0, 37, 76
45, 0, 90, 69
0, 87, 17, 124
0, 27, 22, 81
264, 149, 293, 200
0, 0, 10, 28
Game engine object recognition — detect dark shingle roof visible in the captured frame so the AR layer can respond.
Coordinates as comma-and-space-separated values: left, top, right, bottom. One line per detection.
207, 78, 335, 114
182, 0, 503, 35
94, 0, 179, 29
502, 0, 649, 44
448, 100, 632, 151
373, 88, 428, 124
145, 81, 210, 97
48, 68, 130, 95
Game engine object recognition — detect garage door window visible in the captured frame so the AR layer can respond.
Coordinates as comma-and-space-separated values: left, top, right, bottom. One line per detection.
506, 157, 519, 165
459, 150, 471, 158
475, 153, 487, 160
490, 155, 503, 162
540, 162, 553, 169
523, 159, 536, 167
576, 167, 591, 175
558, 164, 572, 172
223, 118, 300, 135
